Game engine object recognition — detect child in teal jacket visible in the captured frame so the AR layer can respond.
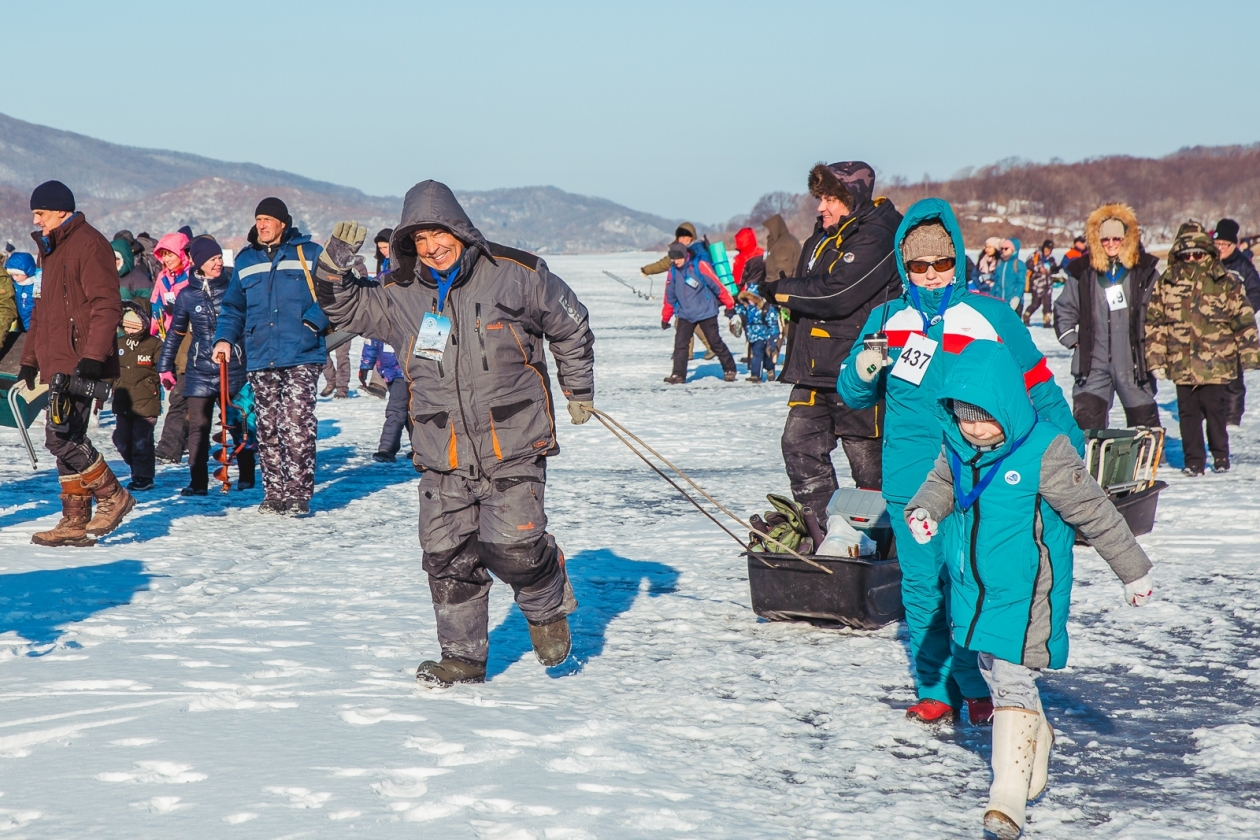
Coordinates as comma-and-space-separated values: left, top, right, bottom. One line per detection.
906, 340, 1153, 839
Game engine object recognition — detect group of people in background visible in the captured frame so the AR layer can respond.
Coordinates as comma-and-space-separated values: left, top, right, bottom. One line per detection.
2, 159, 1259, 840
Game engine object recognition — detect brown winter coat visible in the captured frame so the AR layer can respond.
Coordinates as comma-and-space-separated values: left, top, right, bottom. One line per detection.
21, 214, 122, 379
112, 333, 163, 417
763, 214, 802, 281
641, 222, 699, 276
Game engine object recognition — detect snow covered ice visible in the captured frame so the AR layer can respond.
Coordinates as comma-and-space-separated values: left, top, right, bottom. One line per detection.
1, 253, 1258, 838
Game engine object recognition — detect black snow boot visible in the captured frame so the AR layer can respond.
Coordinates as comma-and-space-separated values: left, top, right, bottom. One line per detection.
529, 616, 571, 667
416, 658, 487, 686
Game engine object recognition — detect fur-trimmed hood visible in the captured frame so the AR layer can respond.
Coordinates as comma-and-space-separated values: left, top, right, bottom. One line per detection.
1086, 203, 1140, 272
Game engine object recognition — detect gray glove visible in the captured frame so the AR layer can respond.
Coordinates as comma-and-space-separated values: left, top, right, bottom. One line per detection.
568, 400, 594, 425
318, 221, 368, 277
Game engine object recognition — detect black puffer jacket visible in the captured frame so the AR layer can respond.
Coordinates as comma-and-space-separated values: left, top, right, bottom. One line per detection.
769, 187, 902, 389
1222, 248, 1260, 311
158, 268, 246, 398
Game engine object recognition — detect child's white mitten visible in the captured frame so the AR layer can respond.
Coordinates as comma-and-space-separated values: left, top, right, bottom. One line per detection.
907, 508, 937, 544
1124, 573, 1153, 606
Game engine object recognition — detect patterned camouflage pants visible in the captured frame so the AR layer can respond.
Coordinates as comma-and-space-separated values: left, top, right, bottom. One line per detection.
249, 364, 321, 502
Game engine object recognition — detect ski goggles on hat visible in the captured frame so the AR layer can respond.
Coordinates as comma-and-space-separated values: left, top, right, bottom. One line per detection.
904, 257, 956, 274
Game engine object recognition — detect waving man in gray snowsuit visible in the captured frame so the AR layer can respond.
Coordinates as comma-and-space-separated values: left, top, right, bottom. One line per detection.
315, 181, 596, 686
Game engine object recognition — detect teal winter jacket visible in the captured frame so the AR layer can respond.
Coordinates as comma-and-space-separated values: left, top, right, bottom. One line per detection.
838, 199, 1082, 503
990, 237, 1025, 308
907, 341, 1152, 669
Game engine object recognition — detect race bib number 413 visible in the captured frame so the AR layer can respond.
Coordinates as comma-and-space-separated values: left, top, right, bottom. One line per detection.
890, 333, 938, 386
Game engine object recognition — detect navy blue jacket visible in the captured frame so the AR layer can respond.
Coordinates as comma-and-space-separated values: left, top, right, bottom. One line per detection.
214, 227, 327, 371
159, 269, 247, 398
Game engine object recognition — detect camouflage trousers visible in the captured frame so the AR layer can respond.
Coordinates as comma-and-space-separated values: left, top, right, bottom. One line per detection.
249, 364, 321, 502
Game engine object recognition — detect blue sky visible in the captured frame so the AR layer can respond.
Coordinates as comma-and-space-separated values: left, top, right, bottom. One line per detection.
3, 0, 1258, 223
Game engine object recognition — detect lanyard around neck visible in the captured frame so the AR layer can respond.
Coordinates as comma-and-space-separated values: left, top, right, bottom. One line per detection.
906, 283, 953, 331
430, 265, 460, 313
949, 427, 1031, 511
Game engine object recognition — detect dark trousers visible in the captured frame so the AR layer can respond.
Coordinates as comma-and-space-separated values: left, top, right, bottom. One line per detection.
672, 317, 735, 378
1026, 286, 1053, 321
44, 396, 100, 476
379, 377, 412, 456
186, 395, 255, 490
112, 412, 156, 482
1225, 360, 1246, 425
250, 364, 321, 502
781, 386, 883, 530
155, 370, 188, 462
419, 459, 570, 664
1177, 383, 1230, 470
749, 339, 776, 380
322, 342, 350, 394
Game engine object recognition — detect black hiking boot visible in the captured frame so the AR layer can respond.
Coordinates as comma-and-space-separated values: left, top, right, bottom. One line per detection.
287, 499, 311, 516
528, 616, 572, 667
258, 498, 288, 515
372, 452, 396, 463
128, 477, 155, 492
416, 658, 487, 686
180, 486, 208, 497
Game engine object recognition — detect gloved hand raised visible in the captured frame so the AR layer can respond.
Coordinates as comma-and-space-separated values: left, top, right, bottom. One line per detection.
855, 348, 885, 383
74, 358, 104, 381
1123, 573, 1153, 606
318, 221, 368, 277
568, 400, 594, 425
906, 507, 937, 544
160, 371, 177, 390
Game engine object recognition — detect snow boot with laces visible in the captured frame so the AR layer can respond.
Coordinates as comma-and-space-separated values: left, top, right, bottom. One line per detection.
31, 478, 96, 547
416, 658, 486, 686
81, 455, 135, 537
983, 707, 1041, 839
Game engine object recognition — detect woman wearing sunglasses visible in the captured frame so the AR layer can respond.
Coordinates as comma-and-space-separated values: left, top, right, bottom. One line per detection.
838, 198, 1082, 727
1052, 203, 1162, 430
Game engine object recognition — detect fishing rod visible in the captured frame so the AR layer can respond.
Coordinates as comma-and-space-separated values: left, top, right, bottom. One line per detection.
602, 270, 655, 300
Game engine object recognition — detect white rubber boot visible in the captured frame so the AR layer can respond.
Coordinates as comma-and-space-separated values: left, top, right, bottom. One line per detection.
1028, 698, 1054, 801
983, 707, 1040, 839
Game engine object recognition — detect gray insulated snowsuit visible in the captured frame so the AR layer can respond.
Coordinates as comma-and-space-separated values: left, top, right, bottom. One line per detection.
318, 181, 595, 665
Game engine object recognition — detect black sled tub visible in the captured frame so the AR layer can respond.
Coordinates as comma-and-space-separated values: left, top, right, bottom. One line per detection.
746, 550, 904, 630
746, 488, 903, 630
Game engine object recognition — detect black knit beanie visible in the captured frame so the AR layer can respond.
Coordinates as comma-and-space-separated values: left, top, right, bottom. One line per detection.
254, 197, 291, 228
30, 180, 75, 212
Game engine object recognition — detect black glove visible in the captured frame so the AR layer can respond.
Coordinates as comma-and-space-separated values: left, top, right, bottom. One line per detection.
74, 358, 104, 381
760, 277, 780, 302
18, 364, 37, 390
661, 320, 671, 330
724, 307, 736, 318
358, 369, 369, 386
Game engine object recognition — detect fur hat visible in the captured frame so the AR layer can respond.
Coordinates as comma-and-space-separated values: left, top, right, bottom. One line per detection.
1086, 203, 1140, 271
901, 222, 955, 263
807, 161, 875, 210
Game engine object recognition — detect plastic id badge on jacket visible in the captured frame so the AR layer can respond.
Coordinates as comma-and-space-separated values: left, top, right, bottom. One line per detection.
414, 312, 452, 361
890, 332, 937, 386
1105, 284, 1128, 311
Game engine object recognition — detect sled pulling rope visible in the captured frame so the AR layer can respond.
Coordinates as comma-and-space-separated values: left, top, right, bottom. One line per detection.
590, 408, 832, 574
601, 271, 655, 300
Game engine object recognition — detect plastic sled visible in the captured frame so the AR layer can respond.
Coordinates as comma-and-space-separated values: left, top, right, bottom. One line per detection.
747, 488, 903, 630
1078, 427, 1167, 543
0, 332, 48, 469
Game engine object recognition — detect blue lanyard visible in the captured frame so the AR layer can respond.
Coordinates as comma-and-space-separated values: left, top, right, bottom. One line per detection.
430, 265, 460, 313
905, 283, 953, 331
949, 428, 1031, 511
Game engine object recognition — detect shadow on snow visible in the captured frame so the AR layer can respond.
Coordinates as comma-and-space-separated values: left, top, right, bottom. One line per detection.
0, 559, 153, 653
485, 548, 680, 680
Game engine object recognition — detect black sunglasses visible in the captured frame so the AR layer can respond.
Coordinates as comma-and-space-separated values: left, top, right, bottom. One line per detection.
905, 257, 956, 274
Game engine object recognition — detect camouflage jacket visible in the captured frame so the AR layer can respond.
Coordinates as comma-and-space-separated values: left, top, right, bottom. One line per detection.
1144, 227, 1260, 385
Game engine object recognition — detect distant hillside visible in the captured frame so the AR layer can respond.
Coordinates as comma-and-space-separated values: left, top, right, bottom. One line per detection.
0, 112, 680, 254
726, 145, 1260, 249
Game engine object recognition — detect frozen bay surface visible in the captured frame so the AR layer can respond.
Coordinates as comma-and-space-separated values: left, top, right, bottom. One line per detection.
1, 253, 1258, 838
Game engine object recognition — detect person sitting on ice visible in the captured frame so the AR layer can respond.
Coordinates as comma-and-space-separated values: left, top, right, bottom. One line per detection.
840, 198, 1081, 727
904, 339, 1153, 840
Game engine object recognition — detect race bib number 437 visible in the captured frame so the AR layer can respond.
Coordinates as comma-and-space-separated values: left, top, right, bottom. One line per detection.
890, 333, 938, 386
